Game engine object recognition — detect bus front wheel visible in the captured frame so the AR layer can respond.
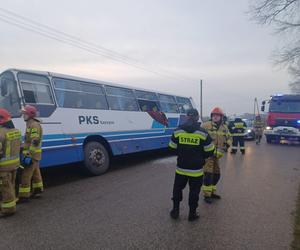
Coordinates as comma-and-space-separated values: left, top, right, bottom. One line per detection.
84, 142, 110, 175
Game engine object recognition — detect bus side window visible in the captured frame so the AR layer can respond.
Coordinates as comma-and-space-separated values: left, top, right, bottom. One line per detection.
21, 82, 54, 105
138, 100, 160, 112
54, 78, 108, 110
22, 83, 36, 103
107, 96, 121, 110
56, 90, 65, 107
106, 95, 139, 111
135, 90, 158, 101
18, 72, 54, 105
176, 96, 192, 113
135, 90, 160, 112
105, 85, 139, 111
17, 72, 56, 117
158, 94, 179, 113
160, 102, 179, 113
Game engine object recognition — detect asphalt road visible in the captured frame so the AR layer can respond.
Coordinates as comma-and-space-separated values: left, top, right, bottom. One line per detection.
0, 140, 299, 250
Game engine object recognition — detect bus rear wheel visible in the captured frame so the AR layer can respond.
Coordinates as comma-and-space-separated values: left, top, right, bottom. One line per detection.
84, 142, 110, 175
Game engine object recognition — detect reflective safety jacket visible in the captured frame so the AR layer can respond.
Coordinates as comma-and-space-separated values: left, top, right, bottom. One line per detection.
228, 119, 247, 137
0, 127, 21, 172
253, 120, 264, 131
169, 120, 215, 177
202, 121, 231, 158
23, 119, 43, 161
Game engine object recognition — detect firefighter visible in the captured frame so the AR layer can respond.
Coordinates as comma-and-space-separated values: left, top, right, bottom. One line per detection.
202, 107, 231, 204
253, 115, 264, 144
169, 109, 215, 221
18, 105, 43, 202
0, 109, 21, 216
229, 118, 247, 154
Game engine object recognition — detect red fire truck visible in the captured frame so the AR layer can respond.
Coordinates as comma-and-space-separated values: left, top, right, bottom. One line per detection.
261, 94, 300, 143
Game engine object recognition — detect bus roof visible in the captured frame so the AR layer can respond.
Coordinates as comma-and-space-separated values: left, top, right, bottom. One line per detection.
5, 68, 192, 101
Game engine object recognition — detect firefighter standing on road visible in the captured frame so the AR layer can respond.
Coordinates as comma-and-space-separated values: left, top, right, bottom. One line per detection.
169, 109, 215, 221
202, 107, 231, 204
229, 118, 247, 154
253, 115, 265, 145
18, 105, 44, 202
0, 109, 21, 216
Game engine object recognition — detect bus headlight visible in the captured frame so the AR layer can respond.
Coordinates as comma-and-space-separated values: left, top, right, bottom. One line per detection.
247, 129, 251, 133
266, 126, 272, 130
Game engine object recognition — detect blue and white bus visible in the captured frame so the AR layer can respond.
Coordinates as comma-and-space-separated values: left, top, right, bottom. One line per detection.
0, 69, 195, 175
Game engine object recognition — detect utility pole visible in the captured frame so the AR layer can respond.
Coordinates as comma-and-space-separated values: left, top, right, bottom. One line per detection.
254, 97, 259, 118
254, 97, 256, 119
200, 79, 203, 120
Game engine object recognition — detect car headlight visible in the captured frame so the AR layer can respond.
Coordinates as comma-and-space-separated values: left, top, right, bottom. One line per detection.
266, 126, 272, 130
247, 129, 251, 133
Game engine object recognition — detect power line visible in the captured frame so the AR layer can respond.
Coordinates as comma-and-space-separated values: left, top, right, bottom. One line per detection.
0, 7, 196, 82
0, 7, 150, 66
0, 14, 180, 80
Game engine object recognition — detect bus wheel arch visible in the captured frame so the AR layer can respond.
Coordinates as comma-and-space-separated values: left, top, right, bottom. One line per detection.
83, 136, 112, 176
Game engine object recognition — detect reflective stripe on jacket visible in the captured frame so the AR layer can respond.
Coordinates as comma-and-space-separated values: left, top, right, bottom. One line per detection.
23, 119, 43, 161
201, 121, 231, 156
228, 121, 247, 137
0, 128, 21, 171
169, 120, 215, 176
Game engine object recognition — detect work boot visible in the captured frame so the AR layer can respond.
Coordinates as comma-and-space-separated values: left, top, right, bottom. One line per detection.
188, 210, 199, 221
31, 189, 43, 199
230, 151, 236, 154
211, 193, 221, 199
31, 193, 42, 199
170, 201, 180, 219
241, 150, 245, 155
170, 208, 179, 220
204, 196, 213, 204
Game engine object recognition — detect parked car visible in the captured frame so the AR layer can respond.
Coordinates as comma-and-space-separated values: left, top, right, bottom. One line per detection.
243, 119, 255, 140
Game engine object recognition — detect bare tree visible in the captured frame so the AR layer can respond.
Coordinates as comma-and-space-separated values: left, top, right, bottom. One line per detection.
249, 0, 300, 93
289, 60, 300, 92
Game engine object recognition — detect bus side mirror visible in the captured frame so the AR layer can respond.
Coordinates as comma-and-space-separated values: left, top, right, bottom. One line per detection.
0, 79, 8, 96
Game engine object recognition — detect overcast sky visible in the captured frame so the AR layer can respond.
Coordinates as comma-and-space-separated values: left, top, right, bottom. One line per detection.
0, 0, 290, 116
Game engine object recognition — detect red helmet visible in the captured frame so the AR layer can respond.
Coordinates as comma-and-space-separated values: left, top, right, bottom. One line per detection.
0, 108, 12, 125
21, 105, 37, 118
211, 107, 224, 116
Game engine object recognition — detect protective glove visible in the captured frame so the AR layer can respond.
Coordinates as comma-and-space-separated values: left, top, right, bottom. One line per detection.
21, 156, 33, 167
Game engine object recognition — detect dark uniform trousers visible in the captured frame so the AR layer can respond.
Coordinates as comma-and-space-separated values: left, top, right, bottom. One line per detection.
172, 173, 203, 210
231, 136, 245, 153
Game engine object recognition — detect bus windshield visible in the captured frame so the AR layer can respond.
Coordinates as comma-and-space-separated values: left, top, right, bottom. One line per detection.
269, 100, 300, 113
0, 72, 21, 117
